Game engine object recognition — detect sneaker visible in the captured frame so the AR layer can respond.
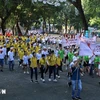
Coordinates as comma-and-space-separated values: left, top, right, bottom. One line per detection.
42, 79, 45, 82
27, 71, 29, 74
40, 78, 43, 81
53, 79, 57, 82
24, 71, 26, 74
35, 80, 38, 83
1, 70, 3, 72
48, 78, 51, 82
31, 80, 33, 82
76, 97, 81, 100
99, 82, 100, 84
56, 75, 58, 77
72, 97, 76, 100
68, 82, 72, 87
57, 76, 60, 79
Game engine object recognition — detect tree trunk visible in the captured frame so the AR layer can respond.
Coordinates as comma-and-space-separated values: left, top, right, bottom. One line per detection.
43, 18, 46, 33
65, 17, 68, 33
16, 21, 22, 36
70, 0, 88, 30
48, 17, 50, 33
78, 5, 88, 30
1, 20, 5, 35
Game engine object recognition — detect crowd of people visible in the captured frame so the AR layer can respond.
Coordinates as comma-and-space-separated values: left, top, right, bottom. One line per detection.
0, 33, 100, 100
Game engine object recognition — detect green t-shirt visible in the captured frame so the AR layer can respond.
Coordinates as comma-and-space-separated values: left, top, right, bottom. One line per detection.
84, 56, 89, 61
58, 50, 64, 60
94, 57, 99, 63
68, 52, 74, 62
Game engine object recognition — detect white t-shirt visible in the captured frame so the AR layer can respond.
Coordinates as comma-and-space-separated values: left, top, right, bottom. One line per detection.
41, 50, 48, 56
36, 53, 42, 60
89, 55, 95, 64
73, 56, 79, 61
2, 47, 7, 56
8, 51, 14, 61
29, 54, 33, 59
69, 62, 74, 68
0, 52, 5, 59
54, 50, 58, 57
23, 55, 29, 65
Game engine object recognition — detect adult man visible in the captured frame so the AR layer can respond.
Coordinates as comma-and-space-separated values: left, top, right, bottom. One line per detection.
41, 46, 48, 57
0, 49, 5, 72
71, 58, 83, 100
58, 45, 64, 71
2, 44, 7, 65
8, 47, 14, 71
89, 55, 95, 77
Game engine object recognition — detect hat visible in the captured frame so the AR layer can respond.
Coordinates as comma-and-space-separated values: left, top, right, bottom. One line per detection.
4, 44, 6, 46
10, 47, 13, 50
43, 46, 46, 49
74, 51, 78, 54
48, 47, 51, 49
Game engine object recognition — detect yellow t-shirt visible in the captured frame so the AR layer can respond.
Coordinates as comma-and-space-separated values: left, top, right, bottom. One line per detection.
39, 58, 46, 66
49, 55, 57, 66
18, 51, 24, 59
35, 46, 40, 53
46, 56, 50, 66
56, 57, 62, 66
30, 57, 37, 68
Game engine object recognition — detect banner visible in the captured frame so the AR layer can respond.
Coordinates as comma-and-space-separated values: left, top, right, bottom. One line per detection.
62, 33, 97, 47
79, 42, 100, 56
62, 37, 79, 47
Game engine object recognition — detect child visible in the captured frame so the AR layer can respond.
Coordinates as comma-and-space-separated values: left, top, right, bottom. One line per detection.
23, 51, 29, 74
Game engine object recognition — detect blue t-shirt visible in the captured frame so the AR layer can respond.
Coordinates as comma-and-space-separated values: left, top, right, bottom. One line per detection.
71, 67, 81, 80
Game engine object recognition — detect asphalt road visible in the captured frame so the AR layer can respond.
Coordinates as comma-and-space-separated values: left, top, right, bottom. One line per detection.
0, 59, 100, 100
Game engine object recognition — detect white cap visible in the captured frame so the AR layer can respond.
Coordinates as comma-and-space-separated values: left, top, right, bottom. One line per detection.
4, 44, 6, 46
48, 47, 51, 49
10, 47, 13, 50
74, 51, 78, 54
43, 46, 46, 49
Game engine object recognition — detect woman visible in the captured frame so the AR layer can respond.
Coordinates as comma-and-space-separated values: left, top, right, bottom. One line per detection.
49, 50, 57, 82
39, 54, 46, 82
30, 52, 38, 83
56, 54, 62, 78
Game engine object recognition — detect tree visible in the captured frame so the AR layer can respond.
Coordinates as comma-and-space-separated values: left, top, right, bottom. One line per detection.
69, 0, 88, 30
0, 0, 21, 35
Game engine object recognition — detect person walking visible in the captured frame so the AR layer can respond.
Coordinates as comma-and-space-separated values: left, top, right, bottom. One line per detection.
30, 52, 38, 83
8, 47, 15, 71
49, 50, 57, 82
39, 54, 46, 82
71, 58, 83, 100
0, 49, 5, 72
22, 51, 29, 74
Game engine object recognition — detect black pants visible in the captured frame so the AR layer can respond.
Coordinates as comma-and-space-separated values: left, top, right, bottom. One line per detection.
56, 66, 60, 76
30, 67, 37, 80
45, 65, 49, 74
40, 65, 45, 79
49, 66, 56, 79
19, 59, 23, 65
60, 62, 63, 71
89, 64, 94, 76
